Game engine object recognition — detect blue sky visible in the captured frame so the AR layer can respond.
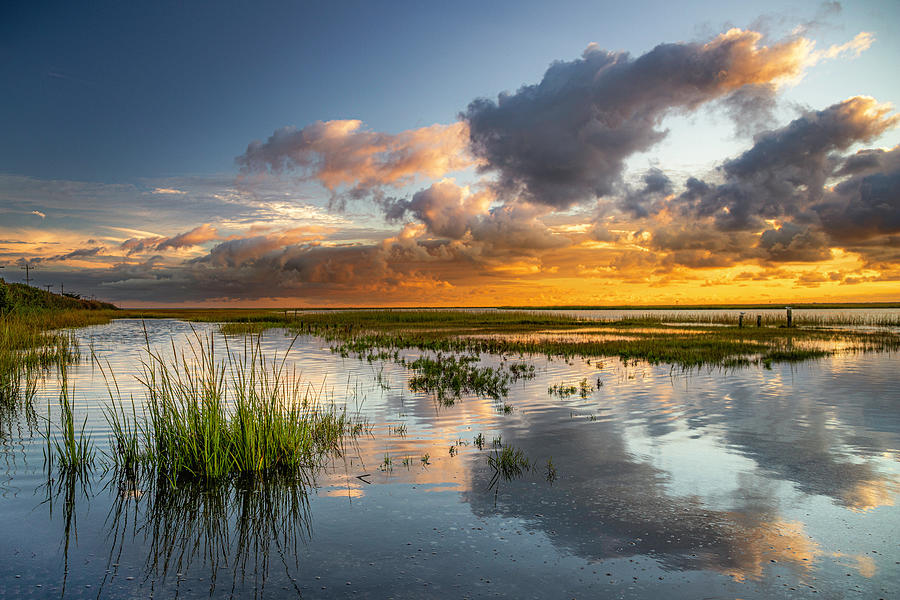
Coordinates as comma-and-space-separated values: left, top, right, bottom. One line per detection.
4, 0, 896, 181
1, 1, 899, 306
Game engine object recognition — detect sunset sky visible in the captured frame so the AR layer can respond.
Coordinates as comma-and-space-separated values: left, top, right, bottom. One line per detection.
1, 0, 898, 307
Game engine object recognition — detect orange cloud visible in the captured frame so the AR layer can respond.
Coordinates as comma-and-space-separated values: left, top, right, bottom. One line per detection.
237, 120, 475, 196
157, 223, 220, 250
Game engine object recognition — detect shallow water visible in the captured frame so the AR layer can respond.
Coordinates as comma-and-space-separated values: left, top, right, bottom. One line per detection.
1, 317, 899, 599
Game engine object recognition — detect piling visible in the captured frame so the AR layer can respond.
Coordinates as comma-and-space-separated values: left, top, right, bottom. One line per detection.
756, 314, 762, 327
786, 306, 793, 328
738, 313, 744, 328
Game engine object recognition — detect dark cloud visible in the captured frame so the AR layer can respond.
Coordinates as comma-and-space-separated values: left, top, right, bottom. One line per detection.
650, 98, 898, 267
815, 147, 900, 243
682, 97, 896, 232
26, 246, 105, 263
720, 83, 778, 137
381, 180, 488, 240
617, 168, 673, 219
651, 225, 755, 269
834, 147, 888, 177
464, 29, 817, 209
757, 223, 830, 262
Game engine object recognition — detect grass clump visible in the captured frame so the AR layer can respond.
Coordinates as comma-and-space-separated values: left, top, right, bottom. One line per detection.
407, 353, 535, 403
44, 368, 94, 475
96, 328, 363, 487
488, 444, 532, 489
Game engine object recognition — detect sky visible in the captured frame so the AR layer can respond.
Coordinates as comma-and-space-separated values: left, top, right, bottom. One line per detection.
1, 0, 898, 307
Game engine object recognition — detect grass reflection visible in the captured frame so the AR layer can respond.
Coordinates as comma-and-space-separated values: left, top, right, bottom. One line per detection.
44, 470, 312, 598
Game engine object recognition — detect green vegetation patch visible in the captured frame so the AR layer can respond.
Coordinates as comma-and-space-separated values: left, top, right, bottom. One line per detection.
207, 309, 900, 369
45, 330, 366, 488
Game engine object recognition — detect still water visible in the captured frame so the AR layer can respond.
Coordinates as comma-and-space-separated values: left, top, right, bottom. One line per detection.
1, 318, 898, 599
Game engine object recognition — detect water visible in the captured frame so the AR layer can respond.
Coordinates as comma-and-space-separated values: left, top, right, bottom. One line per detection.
1, 317, 898, 599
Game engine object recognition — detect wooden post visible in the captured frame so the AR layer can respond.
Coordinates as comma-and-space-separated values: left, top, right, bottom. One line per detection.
738, 312, 744, 328
786, 306, 792, 328
756, 314, 762, 327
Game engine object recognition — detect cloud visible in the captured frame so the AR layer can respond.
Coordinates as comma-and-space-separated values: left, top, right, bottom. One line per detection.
381, 179, 492, 240
7, 20, 895, 306
381, 180, 568, 254
813, 31, 873, 61
122, 223, 221, 254
236, 120, 474, 202
31, 210, 46, 218
757, 223, 831, 262
35, 246, 105, 263
720, 83, 779, 137
462, 28, 850, 209
641, 97, 898, 268
617, 168, 673, 219
195, 227, 325, 268
156, 223, 220, 250
815, 145, 900, 243
672, 96, 897, 232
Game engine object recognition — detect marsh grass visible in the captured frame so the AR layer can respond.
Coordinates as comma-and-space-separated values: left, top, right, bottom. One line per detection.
210, 309, 899, 369
57, 327, 364, 487
133, 329, 361, 485
44, 367, 95, 475
95, 353, 146, 479
488, 444, 532, 489
407, 353, 535, 402
0, 311, 94, 406
546, 457, 557, 484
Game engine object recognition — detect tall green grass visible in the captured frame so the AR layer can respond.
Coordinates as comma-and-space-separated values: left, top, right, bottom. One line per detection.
98, 328, 363, 486
44, 366, 95, 475
1, 309, 111, 407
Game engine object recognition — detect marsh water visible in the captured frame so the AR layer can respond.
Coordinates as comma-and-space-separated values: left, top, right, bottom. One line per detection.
1, 316, 899, 599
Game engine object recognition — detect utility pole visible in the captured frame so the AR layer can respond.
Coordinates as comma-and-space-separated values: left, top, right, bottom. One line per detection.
21, 263, 33, 286
60, 282, 64, 295
44, 284, 52, 293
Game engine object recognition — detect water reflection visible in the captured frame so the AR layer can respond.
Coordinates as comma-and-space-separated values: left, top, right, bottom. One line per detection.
1, 319, 898, 598
43, 471, 312, 598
